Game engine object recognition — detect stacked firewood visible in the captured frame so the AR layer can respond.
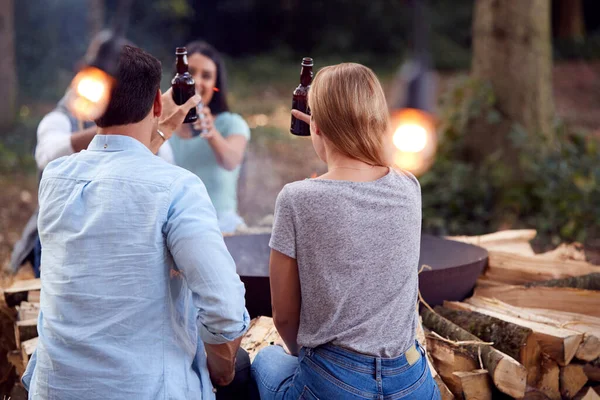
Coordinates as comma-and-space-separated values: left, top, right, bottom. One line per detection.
422, 230, 600, 400
4, 278, 40, 379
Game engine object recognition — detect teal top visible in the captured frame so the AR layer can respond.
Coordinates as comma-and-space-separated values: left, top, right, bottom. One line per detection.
169, 112, 250, 216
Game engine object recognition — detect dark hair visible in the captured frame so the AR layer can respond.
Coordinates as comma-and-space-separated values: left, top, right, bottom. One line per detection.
185, 40, 229, 114
95, 45, 162, 127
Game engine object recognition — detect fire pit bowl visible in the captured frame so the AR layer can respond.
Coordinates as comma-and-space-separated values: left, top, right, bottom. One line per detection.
224, 233, 488, 318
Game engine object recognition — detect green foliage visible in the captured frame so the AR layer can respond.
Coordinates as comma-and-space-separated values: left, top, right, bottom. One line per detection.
421, 77, 600, 246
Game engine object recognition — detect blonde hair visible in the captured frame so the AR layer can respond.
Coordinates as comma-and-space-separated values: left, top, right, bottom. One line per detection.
308, 63, 390, 166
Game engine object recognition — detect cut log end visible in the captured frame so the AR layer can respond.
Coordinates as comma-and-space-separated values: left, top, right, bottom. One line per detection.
561, 364, 589, 399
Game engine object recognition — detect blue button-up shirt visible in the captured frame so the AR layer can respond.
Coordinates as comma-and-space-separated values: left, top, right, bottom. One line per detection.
23, 135, 249, 399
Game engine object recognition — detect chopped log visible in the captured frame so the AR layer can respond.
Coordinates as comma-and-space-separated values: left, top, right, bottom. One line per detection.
435, 305, 542, 383
240, 316, 287, 361
484, 251, 599, 285
21, 337, 37, 368
427, 355, 455, 400
452, 370, 492, 400
475, 276, 506, 289
426, 334, 479, 396
14, 318, 38, 348
561, 364, 589, 399
444, 301, 583, 366
538, 242, 587, 262
525, 273, 600, 290
464, 296, 600, 362
574, 387, 600, 400
3, 279, 41, 307
535, 355, 561, 400
473, 285, 600, 318
421, 308, 527, 398
27, 290, 40, 303
16, 301, 40, 321
577, 336, 600, 363
584, 363, 600, 382
447, 229, 537, 256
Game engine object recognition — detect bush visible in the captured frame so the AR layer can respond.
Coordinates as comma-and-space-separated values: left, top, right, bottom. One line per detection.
421, 77, 600, 247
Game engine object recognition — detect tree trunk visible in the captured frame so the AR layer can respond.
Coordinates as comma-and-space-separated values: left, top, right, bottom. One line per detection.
421, 308, 527, 398
0, 0, 16, 130
468, 0, 553, 163
525, 273, 600, 290
89, 0, 105, 38
557, 0, 585, 42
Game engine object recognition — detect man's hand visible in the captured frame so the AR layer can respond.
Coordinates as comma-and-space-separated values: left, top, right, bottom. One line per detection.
204, 336, 243, 387
159, 88, 201, 134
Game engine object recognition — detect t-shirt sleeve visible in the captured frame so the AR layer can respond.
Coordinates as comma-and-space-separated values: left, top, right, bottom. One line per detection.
269, 186, 296, 259
219, 113, 251, 140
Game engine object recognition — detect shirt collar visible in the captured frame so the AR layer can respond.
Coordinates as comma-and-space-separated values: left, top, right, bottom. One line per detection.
88, 134, 153, 155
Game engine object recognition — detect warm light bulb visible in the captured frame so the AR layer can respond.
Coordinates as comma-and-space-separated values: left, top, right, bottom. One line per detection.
77, 78, 106, 103
67, 67, 114, 121
393, 123, 428, 152
390, 108, 437, 176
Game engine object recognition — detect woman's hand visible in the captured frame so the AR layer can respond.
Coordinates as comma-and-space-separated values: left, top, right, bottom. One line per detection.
291, 109, 310, 124
194, 107, 217, 140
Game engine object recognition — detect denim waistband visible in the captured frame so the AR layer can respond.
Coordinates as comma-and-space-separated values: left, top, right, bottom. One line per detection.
302, 341, 424, 376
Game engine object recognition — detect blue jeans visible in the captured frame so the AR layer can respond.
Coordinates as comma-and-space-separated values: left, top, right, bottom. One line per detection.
251, 343, 441, 400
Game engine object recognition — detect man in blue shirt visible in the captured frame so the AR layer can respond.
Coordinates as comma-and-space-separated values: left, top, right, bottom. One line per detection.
22, 45, 250, 399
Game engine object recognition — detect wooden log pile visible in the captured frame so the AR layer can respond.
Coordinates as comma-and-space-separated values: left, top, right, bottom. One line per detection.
425, 230, 600, 399
4, 230, 599, 400
3, 278, 40, 380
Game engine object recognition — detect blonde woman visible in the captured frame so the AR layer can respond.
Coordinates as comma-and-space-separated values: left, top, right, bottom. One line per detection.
251, 63, 440, 399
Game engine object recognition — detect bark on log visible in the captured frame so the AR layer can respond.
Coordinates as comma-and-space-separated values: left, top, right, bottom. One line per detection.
435, 306, 542, 381
452, 370, 492, 400
421, 308, 527, 398
444, 301, 583, 366
473, 286, 600, 318
525, 273, 600, 291
561, 364, 589, 399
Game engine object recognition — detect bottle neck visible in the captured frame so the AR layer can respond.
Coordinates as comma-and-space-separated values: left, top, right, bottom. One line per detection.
176, 55, 189, 74
300, 66, 313, 86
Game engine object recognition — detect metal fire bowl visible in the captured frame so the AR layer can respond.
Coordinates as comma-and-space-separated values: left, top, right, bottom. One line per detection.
224, 233, 488, 318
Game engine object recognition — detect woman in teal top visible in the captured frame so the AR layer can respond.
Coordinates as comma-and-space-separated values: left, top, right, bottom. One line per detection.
169, 41, 250, 234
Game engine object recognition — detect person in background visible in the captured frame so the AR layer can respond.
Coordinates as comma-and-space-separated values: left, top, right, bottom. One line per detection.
10, 32, 173, 277
251, 63, 440, 400
167, 41, 250, 234
22, 45, 250, 400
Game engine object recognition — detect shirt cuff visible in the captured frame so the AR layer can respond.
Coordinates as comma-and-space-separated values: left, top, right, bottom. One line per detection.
199, 309, 250, 345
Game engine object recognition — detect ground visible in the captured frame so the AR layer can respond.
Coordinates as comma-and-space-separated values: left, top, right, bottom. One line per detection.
1, 61, 600, 397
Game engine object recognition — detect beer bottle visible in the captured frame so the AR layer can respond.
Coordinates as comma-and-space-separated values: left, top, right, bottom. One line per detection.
171, 47, 198, 124
290, 57, 313, 136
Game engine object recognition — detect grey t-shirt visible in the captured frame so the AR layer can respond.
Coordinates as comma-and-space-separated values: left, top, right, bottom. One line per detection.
269, 168, 422, 358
